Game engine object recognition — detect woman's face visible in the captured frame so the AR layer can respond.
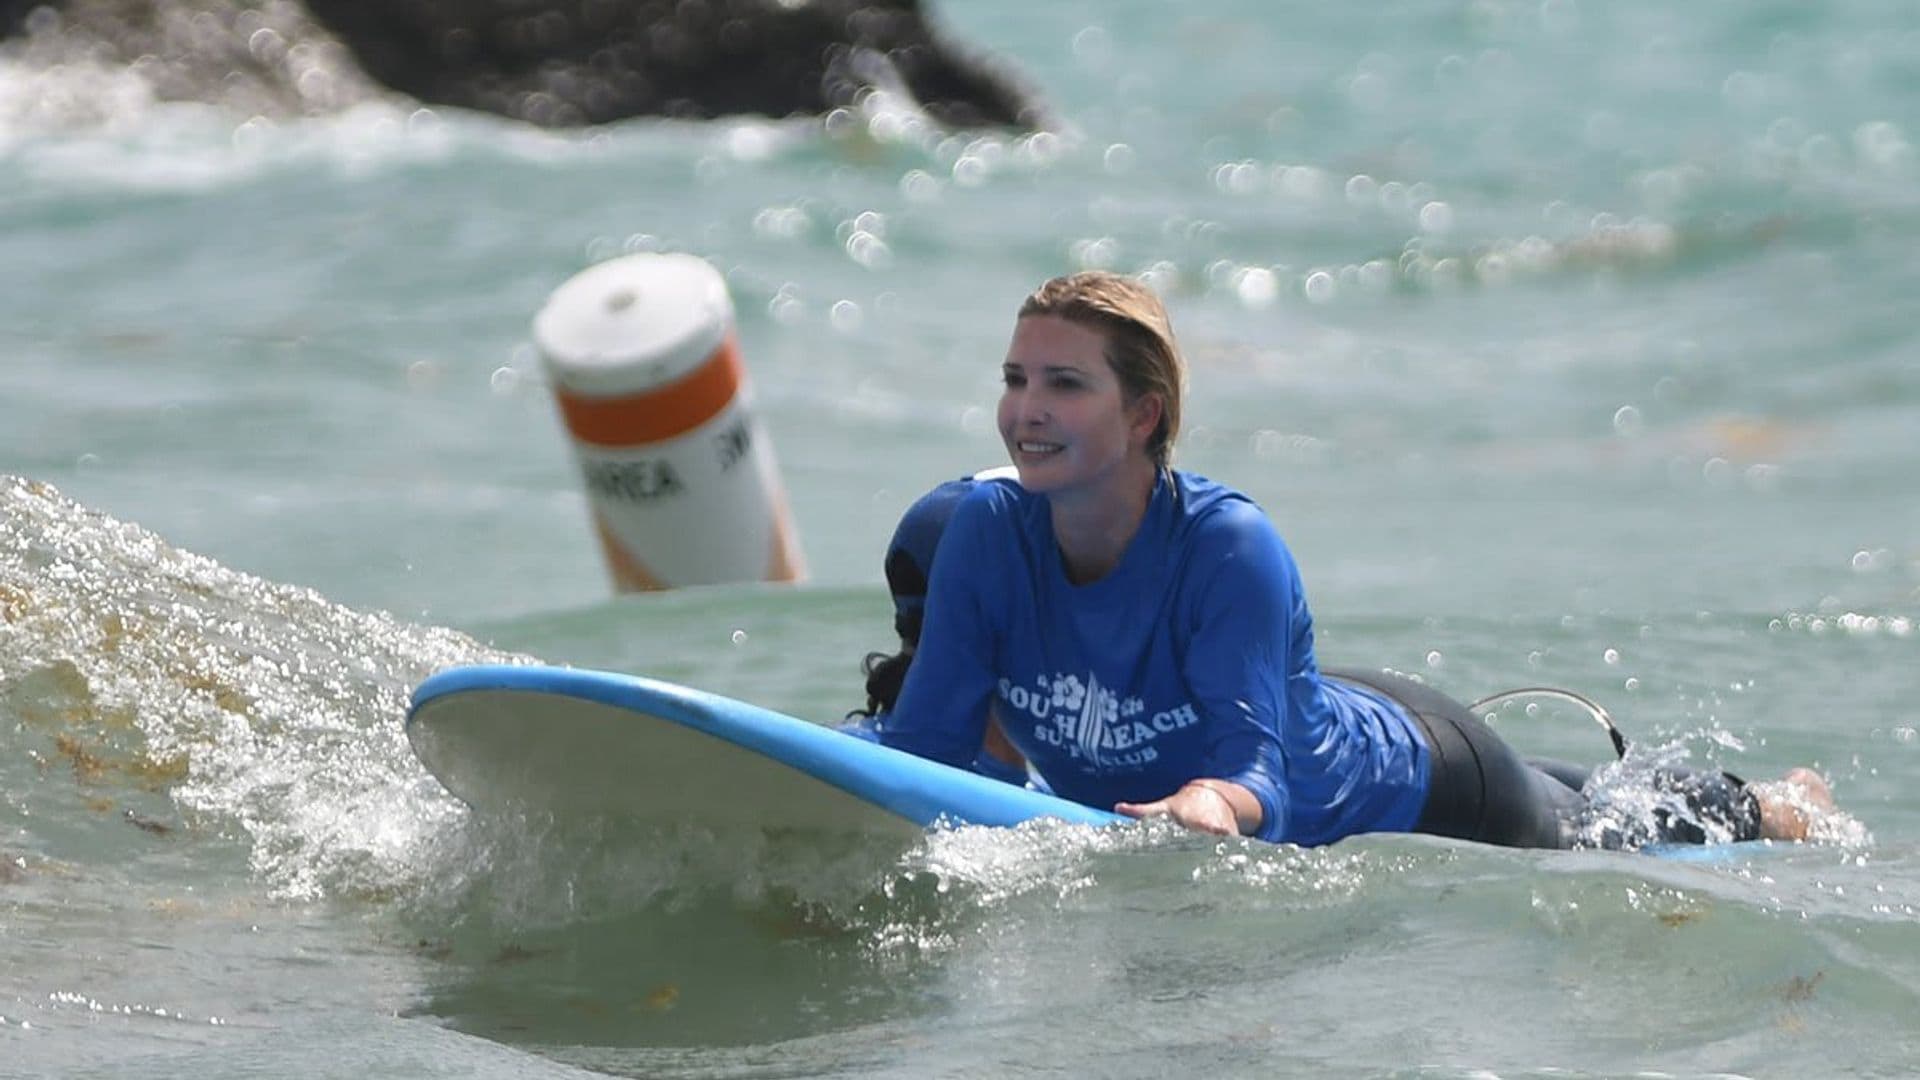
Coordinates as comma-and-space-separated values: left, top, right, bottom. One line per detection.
997, 315, 1158, 500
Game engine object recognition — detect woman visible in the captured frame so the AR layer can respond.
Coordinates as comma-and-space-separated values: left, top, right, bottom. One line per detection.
869, 271, 1834, 848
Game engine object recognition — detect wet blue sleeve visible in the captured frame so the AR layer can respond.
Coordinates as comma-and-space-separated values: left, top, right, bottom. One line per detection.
1181, 502, 1297, 843
876, 496, 998, 768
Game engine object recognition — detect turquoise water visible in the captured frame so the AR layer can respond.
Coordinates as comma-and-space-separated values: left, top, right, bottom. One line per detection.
3, 1, 1918, 1076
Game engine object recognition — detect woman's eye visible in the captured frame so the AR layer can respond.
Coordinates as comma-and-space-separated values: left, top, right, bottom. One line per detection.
1002, 371, 1026, 387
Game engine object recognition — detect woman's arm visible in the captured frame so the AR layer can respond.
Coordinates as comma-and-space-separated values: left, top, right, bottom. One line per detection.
1162, 498, 1308, 842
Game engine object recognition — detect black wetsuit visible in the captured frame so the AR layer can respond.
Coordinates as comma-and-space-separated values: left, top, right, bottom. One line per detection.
1325, 668, 1762, 850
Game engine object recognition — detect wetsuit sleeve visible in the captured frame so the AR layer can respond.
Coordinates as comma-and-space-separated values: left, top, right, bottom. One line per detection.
876, 494, 998, 768
1180, 501, 1298, 843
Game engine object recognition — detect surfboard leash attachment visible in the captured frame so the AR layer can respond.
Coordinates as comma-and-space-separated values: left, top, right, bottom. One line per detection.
1465, 686, 1630, 761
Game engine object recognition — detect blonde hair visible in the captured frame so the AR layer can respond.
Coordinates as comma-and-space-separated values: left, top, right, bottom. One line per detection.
1018, 271, 1185, 468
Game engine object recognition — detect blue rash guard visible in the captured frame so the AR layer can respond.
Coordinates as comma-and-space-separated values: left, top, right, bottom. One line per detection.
877, 470, 1431, 846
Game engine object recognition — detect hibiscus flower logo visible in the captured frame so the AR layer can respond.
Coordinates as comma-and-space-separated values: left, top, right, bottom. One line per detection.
1050, 673, 1086, 713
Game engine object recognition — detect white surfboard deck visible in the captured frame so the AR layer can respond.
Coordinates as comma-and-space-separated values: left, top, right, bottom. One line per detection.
405, 664, 1119, 836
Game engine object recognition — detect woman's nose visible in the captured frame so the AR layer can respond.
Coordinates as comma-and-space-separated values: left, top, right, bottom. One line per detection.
1013, 389, 1049, 425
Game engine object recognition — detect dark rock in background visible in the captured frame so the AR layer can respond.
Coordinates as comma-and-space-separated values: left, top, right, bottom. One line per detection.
0, 0, 1050, 128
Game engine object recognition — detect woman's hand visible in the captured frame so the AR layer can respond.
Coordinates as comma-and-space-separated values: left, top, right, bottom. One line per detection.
1116, 780, 1257, 837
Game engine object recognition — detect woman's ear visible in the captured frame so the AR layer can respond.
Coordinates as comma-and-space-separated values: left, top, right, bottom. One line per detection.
1128, 392, 1164, 449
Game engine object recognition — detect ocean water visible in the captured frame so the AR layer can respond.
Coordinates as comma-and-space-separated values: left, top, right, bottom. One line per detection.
3, 1, 1918, 1076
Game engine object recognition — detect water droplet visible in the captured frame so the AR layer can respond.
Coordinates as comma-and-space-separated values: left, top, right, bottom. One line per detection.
1071, 236, 1121, 270
1346, 71, 1389, 112
584, 235, 619, 263
1235, 267, 1279, 309
1303, 270, 1335, 304
1603, 648, 1620, 665
727, 123, 776, 162
952, 155, 988, 186
830, 300, 863, 333
899, 169, 940, 203
1276, 165, 1327, 200
1072, 25, 1112, 65
1612, 405, 1644, 436
730, 630, 748, 645
768, 293, 804, 325
845, 231, 892, 269
1425, 650, 1444, 668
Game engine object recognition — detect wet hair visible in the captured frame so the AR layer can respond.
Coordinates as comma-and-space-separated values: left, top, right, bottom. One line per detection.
1017, 271, 1186, 469
850, 543, 922, 718
850, 647, 912, 721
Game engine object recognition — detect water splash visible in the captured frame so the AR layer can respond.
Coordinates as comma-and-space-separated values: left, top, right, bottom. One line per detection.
1575, 736, 1869, 851
0, 0, 382, 132
0, 476, 521, 900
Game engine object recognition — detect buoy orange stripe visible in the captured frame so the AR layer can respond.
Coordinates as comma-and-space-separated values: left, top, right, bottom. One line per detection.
555, 336, 743, 448
593, 511, 670, 592
766, 496, 807, 583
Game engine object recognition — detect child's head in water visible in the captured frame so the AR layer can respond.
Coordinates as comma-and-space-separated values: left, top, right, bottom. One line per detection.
853, 470, 1015, 719
881, 477, 984, 646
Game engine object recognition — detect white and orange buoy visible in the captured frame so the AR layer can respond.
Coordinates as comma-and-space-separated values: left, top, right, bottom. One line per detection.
532, 253, 805, 591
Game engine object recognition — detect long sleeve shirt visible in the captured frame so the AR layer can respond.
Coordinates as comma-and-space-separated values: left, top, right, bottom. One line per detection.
879, 470, 1429, 846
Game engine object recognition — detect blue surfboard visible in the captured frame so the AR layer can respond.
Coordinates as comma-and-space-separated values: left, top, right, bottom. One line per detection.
406, 664, 1774, 861
406, 664, 1120, 836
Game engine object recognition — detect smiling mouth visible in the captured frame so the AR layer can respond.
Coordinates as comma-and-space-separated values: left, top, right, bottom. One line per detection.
1016, 441, 1063, 455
